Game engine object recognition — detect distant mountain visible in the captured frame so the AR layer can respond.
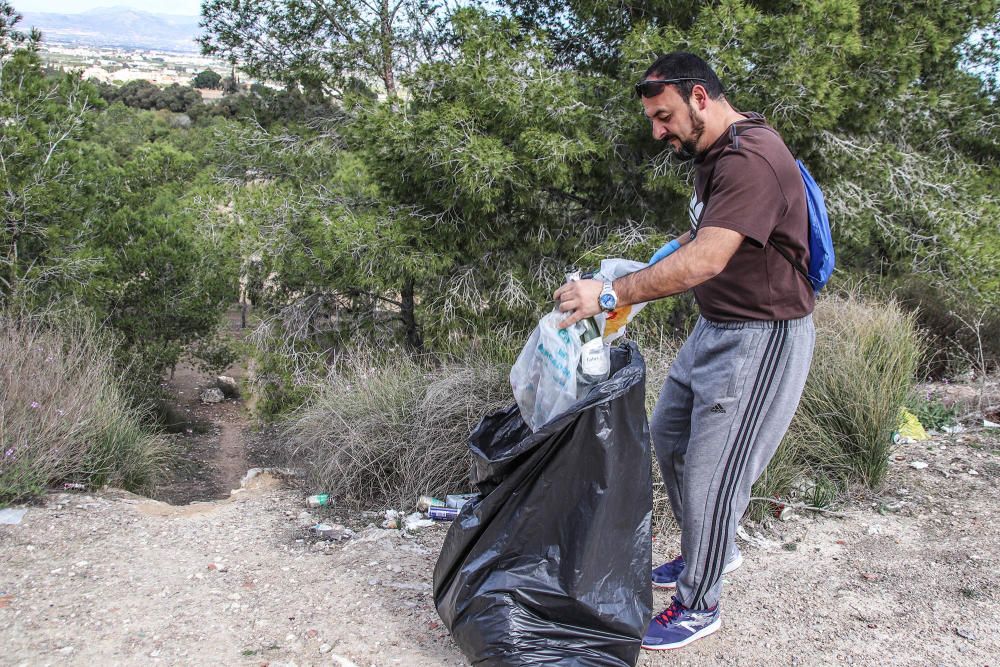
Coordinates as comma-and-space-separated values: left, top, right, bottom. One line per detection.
21, 6, 202, 52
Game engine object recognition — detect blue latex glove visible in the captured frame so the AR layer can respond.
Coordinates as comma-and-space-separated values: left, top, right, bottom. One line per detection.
648, 239, 681, 265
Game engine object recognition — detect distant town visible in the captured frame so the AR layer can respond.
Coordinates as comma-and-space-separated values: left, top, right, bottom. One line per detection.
39, 41, 240, 93
21, 6, 245, 92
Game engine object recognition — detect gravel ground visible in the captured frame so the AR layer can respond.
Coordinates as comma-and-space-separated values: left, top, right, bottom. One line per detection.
3, 364, 998, 667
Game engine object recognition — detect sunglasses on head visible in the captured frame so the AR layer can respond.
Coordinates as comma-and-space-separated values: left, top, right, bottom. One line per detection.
634, 77, 707, 99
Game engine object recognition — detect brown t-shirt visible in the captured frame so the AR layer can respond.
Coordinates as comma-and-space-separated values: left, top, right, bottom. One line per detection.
690, 113, 815, 322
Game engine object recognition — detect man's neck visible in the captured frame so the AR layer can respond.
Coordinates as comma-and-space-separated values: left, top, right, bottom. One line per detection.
700, 106, 749, 152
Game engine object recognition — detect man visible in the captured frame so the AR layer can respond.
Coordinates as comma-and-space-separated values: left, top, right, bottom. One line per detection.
555, 52, 816, 651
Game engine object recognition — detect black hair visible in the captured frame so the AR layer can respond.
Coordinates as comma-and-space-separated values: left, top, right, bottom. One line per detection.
643, 52, 726, 103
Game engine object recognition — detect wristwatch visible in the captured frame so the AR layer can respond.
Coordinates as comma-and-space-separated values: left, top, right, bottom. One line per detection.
599, 280, 618, 312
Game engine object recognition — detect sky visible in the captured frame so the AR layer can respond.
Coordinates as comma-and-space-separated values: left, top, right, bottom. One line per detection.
18, 1, 202, 16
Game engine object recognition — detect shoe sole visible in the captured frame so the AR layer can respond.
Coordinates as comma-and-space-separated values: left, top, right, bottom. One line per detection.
641, 618, 722, 650
651, 553, 744, 590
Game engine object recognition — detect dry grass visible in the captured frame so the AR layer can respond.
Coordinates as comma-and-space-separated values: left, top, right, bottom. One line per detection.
283, 347, 512, 509
752, 290, 923, 514
0, 308, 170, 504
283, 290, 920, 521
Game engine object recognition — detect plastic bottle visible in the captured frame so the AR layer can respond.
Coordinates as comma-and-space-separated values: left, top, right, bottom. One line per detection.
306, 493, 332, 508
564, 268, 611, 384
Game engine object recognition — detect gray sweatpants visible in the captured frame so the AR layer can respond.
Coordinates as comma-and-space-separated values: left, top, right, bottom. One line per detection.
651, 314, 815, 610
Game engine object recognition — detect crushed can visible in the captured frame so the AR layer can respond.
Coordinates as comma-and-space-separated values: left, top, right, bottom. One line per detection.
429, 506, 460, 521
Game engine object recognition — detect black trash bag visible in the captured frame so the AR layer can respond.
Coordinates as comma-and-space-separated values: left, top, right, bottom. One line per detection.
434, 341, 652, 666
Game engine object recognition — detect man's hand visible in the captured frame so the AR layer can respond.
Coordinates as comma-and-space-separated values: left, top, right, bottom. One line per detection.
553, 278, 603, 329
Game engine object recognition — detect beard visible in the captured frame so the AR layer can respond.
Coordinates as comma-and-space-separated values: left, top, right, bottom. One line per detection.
669, 104, 705, 161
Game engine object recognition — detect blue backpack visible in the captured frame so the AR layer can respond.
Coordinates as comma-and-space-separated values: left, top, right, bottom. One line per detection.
698, 123, 835, 293
791, 159, 835, 292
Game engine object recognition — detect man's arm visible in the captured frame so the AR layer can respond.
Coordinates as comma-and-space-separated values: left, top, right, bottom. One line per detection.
554, 226, 745, 328
618, 226, 742, 303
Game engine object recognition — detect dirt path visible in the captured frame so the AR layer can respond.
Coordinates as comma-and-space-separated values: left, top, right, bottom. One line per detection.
155, 309, 268, 506
2, 356, 999, 665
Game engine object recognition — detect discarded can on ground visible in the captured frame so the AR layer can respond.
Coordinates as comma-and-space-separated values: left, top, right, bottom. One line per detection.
772, 501, 793, 521
429, 506, 460, 521
417, 495, 446, 513
446, 493, 479, 510
63, 482, 86, 491
306, 494, 332, 508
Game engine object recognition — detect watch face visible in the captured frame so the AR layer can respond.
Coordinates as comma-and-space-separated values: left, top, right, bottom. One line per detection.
599, 293, 617, 310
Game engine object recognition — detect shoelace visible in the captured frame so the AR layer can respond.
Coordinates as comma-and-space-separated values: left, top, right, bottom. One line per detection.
653, 598, 685, 626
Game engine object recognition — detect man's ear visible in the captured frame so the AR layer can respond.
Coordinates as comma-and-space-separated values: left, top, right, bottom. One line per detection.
690, 84, 709, 110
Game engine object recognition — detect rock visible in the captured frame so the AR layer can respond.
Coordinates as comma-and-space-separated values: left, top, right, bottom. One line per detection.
925, 384, 979, 410
216, 375, 240, 398
167, 113, 192, 129
0, 508, 27, 525
200, 388, 224, 404
956, 628, 976, 641
309, 523, 353, 541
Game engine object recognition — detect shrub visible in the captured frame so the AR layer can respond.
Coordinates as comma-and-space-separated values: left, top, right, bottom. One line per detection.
0, 309, 170, 504
284, 347, 512, 508
892, 276, 1000, 378
283, 290, 921, 521
752, 290, 923, 514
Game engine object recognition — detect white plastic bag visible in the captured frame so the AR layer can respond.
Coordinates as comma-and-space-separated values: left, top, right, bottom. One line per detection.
510, 310, 581, 432
594, 258, 650, 344
511, 258, 650, 431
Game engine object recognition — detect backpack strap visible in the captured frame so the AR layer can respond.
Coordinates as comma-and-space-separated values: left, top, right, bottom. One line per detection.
697, 122, 810, 283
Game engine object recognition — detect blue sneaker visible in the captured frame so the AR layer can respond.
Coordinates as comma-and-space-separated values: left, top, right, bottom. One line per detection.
641, 596, 721, 650
651, 555, 685, 589
651, 549, 744, 589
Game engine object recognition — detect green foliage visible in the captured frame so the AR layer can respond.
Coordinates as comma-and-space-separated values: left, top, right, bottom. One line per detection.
0, 308, 170, 504
344, 9, 653, 348
0, 27, 101, 296
199, 0, 450, 96
207, 85, 318, 125
99, 79, 204, 114
907, 391, 959, 431
187, 326, 244, 376
193, 69, 223, 89
1, 26, 238, 387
